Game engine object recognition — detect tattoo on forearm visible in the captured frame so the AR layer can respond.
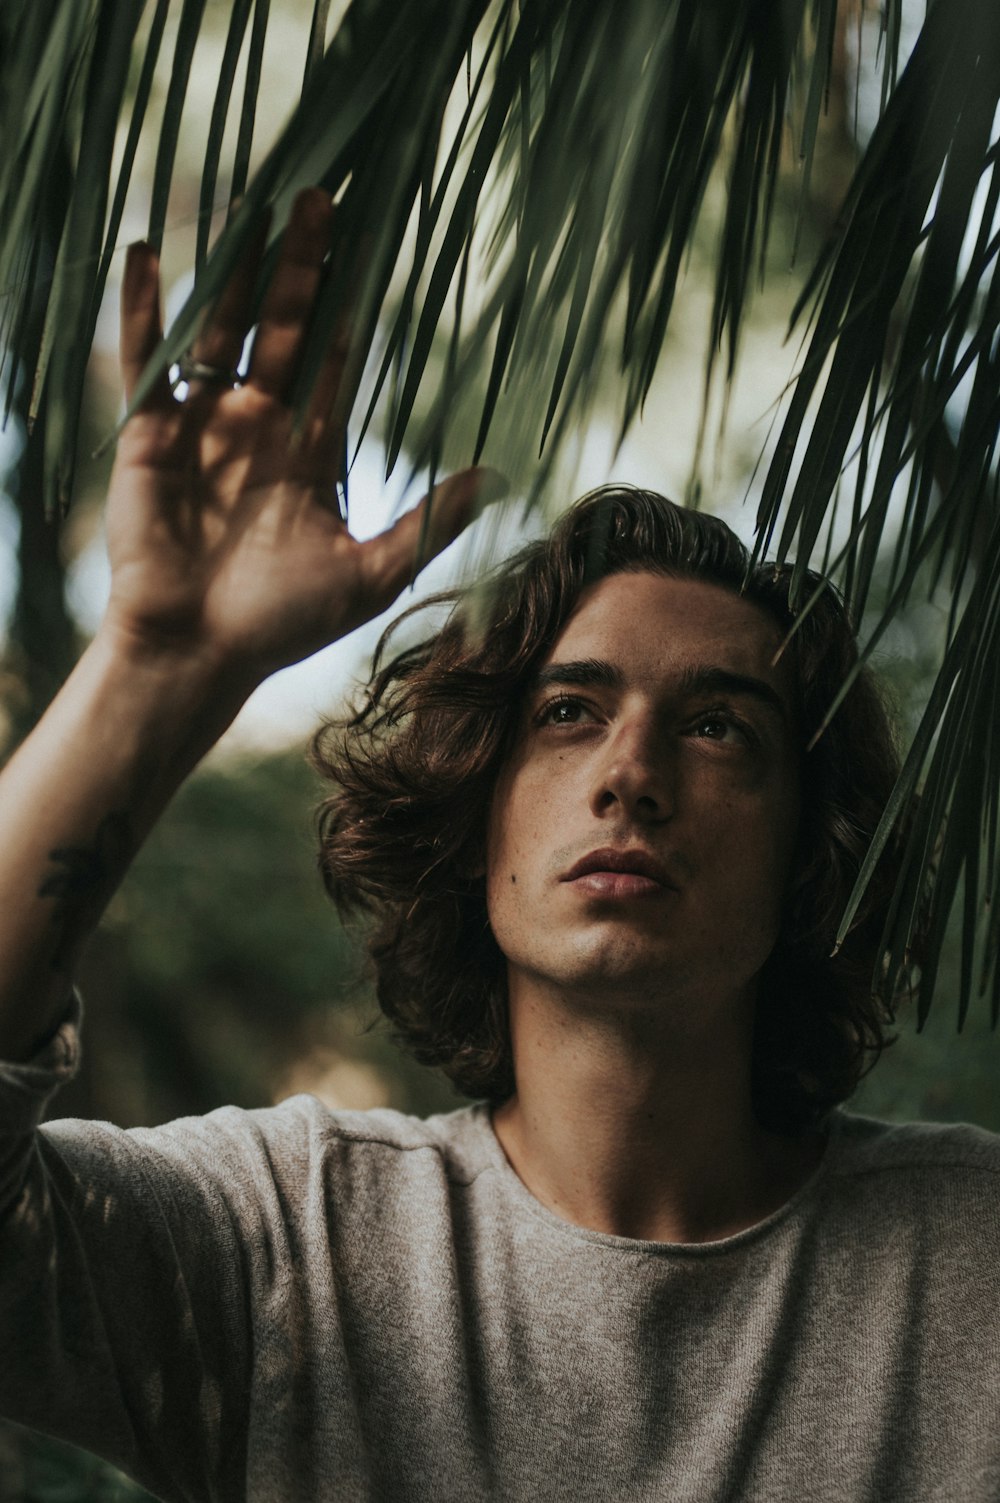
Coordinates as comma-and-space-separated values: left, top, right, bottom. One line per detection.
38, 812, 134, 972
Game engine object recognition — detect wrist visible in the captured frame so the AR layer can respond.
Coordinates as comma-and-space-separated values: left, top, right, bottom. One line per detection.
86, 620, 255, 770
92, 615, 259, 718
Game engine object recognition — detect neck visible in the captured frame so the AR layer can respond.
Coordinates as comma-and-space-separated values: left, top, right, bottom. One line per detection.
490, 971, 827, 1244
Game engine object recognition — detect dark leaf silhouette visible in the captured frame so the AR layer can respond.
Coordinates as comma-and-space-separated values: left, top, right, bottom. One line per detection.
1, 0, 997, 1026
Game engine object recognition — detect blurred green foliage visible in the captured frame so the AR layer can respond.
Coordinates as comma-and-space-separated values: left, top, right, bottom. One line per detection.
855, 996, 1000, 1133
64, 746, 468, 1129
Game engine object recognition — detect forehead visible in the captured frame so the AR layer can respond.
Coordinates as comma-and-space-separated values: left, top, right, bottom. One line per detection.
547, 570, 792, 694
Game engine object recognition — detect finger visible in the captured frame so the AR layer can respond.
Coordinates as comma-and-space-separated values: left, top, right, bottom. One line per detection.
190, 210, 272, 376
120, 243, 171, 408
356, 468, 510, 613
299, 232, 372, 449
246, 188, 334, 397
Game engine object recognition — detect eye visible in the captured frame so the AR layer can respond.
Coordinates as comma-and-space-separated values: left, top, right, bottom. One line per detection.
533, 694, 597, 727
691, 710, 751, 745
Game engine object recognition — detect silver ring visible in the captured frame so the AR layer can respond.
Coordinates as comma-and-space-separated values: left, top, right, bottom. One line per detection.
177, 353, 241, 387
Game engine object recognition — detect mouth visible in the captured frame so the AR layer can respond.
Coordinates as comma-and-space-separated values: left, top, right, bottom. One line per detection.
560, 847, 677, 893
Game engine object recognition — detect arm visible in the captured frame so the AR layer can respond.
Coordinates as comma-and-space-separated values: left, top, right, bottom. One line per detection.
0, 189, 498, 1062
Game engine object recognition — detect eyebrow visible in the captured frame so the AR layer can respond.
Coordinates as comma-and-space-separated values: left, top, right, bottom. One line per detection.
532, 658, 625, 691
531, 658, 790, 723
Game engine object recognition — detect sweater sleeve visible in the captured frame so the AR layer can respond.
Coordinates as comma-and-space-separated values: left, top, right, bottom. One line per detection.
0, 996, 256, 1503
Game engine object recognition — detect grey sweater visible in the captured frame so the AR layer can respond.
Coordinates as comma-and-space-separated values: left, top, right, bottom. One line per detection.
2, 1000, 1000, 1502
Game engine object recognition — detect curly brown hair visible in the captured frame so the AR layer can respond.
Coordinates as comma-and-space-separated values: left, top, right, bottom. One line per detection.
312, 485, 902, 1133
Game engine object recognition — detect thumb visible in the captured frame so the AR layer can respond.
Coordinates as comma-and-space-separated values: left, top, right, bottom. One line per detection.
358, 467, 510, 608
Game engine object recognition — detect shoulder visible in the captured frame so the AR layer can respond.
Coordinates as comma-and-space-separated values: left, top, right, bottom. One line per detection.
232, 1093, 491, 1165
38, 1098, 495, 1248
236, 1094, 495, 1183
46, 1095, 495, 1194
824, 1111, 1000, 1244
832, 1110, 1000, 1179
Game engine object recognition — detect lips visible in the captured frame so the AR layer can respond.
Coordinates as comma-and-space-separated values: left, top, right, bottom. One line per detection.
561, 847, 676, 887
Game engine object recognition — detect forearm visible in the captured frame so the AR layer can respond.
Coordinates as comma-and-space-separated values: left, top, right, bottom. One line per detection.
0, 624, 252, 1060
0, 189, 487, 1063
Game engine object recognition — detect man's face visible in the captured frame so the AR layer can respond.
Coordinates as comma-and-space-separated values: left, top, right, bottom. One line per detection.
485, 570, 802, 1018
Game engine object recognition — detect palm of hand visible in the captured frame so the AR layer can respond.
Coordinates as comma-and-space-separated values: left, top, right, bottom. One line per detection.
104, 190, 491, 688
107, 387, 367, 677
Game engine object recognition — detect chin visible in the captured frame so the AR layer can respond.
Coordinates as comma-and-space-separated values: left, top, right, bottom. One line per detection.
550, 941, 688, 996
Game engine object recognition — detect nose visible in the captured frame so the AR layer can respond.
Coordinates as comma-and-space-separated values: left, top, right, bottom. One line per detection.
589, 713, 675, 823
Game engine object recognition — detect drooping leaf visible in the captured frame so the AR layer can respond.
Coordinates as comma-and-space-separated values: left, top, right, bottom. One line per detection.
197, 0, 254, 269
148, 0, 209, 253
2, 0, 999, 1031
228, 0, 270, 214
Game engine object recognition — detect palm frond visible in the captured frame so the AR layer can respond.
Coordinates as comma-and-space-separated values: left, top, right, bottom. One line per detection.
1, 0, 996, 1028
753, 0, 999, 1026
3, 0, 864, 506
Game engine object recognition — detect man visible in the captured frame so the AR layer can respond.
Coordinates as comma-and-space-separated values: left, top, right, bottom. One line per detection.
2, 190, 999, 1502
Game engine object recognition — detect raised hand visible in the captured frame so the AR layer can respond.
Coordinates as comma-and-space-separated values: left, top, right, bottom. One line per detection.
105, 188, 503, 688
0, 191, 509, 1055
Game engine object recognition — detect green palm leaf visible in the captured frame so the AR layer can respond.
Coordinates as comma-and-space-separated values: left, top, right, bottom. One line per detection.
1, 0, 997, 1028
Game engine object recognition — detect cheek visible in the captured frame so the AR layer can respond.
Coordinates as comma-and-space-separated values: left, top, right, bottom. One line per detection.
484, 829, 531, 963
484, 770, 523, 910
703, 786, 799, 908
486, 759, 553, 868
484, 762, 559, 946
770, 780, 803, 883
